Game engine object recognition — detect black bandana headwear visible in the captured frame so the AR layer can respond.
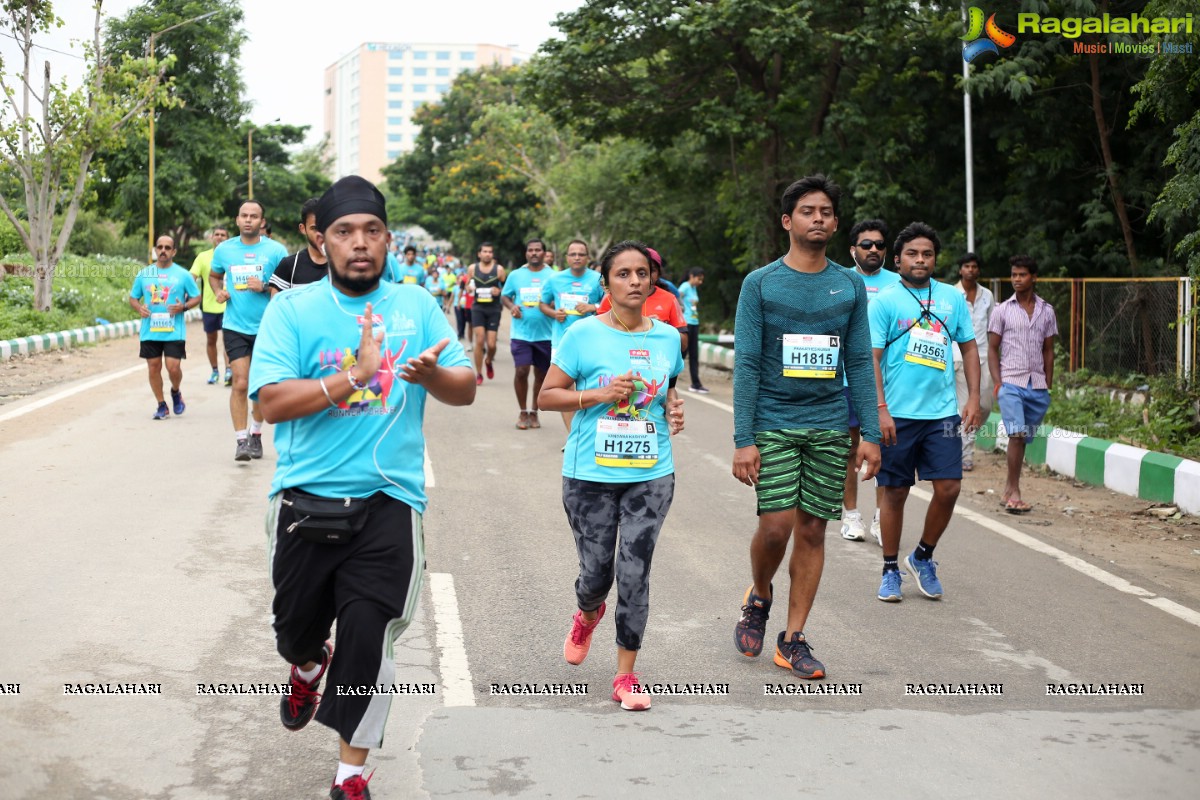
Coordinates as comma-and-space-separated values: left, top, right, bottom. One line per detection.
314, 175, 388, 232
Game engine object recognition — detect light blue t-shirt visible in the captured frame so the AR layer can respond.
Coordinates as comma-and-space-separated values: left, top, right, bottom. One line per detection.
844, 267, 902, 386
678, 282, 700, 325
210, 236, 288, 335
552, 317, 683, 483
502, 265, 553, 342
399, 261, 425, 285
541, 268, 604, 348
869, 280, 975, 420
249, 281, 470, 511
384, 252, 402, 283
129, 264, 199, 342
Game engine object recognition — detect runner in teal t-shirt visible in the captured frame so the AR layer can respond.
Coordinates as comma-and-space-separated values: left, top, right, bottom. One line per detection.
677, 267, 708, 393
129, 235, 200, 419
867, 221, 981, 605
501, 238, 555, 430
248, 175, 476, 799
209, 200, 289, 461
398, 246, 424, 285
537, 240, 685, 711
539, 239, 606, 435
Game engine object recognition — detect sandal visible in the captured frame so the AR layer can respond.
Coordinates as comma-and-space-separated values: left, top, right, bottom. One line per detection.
528, 411, 541, 429
516, 411, 529, 430
1004, 499, 1033, 514
962, 460, 974, 472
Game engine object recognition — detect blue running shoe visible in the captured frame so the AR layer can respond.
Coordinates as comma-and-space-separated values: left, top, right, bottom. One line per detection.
171, 388, 185, 416
877, 569, 903, 602
152, 401, 169, 420
207, 369, 219, 385
904, 552, 943, 599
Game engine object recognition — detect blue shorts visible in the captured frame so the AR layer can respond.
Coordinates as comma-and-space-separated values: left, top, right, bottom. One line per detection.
202, 311, 223, 333
843, 386, 860, 430
998, 382, 1050, 439
511, 339, 551, 372
878, 415, 962, 487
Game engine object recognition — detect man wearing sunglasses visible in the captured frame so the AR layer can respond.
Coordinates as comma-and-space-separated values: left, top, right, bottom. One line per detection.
840, 221, 901, 544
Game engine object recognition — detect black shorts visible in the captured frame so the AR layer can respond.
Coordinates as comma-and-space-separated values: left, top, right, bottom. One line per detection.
471, 302, 503, 332
224, 329, 256, 362
140, 339, 186, 360
201, 311, 224, 333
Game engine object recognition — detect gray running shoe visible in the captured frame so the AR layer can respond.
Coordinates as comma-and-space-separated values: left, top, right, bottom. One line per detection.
234, 438, 251, 462
249, 433, 264, 459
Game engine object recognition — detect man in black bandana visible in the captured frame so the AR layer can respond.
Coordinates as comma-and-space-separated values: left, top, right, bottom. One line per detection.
250, 175, 475, 799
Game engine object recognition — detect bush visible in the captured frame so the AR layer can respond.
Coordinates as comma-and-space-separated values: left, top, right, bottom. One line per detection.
0, 216, 23, 258
0, 253, 142, 340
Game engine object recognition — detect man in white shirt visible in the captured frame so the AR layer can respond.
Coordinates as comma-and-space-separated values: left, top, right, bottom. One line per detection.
952, 252, 996, 470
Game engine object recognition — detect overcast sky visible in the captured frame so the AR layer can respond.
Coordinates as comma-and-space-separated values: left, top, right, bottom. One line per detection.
1, 0, 583, 144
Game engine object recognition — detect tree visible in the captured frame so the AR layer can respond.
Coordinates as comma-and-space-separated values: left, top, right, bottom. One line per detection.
0, 0, 163, 311
93, 0, 247, 254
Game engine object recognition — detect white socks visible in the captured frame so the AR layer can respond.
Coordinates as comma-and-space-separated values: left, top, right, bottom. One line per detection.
295, 662, 322, 683
335, 762, 365, 785
249, 420, 263, 435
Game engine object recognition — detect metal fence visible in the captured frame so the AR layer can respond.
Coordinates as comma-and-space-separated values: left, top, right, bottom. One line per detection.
989, 277, 1195, 381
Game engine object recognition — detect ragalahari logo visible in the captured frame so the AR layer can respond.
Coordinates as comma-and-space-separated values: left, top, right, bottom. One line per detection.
963, 7, 1017, 62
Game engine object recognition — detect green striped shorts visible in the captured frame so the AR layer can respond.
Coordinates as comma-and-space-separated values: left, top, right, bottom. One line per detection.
754, 428, 851, 519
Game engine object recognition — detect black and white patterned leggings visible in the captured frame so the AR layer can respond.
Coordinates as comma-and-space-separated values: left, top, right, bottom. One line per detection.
562, 474, 676, 651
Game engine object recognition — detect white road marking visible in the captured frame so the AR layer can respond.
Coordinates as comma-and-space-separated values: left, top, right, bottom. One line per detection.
428, 572, 476, 707
0, 364, 142, 425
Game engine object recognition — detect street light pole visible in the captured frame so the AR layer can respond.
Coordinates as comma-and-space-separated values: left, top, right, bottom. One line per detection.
147, 10, 220, 259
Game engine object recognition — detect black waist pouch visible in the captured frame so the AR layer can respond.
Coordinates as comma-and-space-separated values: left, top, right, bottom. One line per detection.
281, 488, 373, 544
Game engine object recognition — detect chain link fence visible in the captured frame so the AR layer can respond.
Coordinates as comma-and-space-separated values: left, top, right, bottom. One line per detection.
990, 277, 1193, 380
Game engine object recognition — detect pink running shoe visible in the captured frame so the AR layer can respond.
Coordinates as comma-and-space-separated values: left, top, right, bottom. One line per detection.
612, 672, 651, 711
563, 602, 606, 665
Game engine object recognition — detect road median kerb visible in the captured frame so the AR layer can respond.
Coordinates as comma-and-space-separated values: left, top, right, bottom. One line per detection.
704, 342, 1200, 515
0, 309, 202, 362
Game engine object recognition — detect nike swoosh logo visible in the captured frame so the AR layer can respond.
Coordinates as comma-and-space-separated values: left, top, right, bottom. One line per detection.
830, 289, 844, 295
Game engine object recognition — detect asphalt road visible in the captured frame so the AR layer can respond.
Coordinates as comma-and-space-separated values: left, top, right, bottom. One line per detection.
1, 319, 1198, 799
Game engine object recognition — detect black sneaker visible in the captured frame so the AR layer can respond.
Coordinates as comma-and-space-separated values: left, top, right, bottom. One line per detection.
773, 631, 825, 679
248, 433, 264, 459
330, 771, 373, 800
234, 438, 251, 462
734, 584, 772, 657
281, 641, 332, 731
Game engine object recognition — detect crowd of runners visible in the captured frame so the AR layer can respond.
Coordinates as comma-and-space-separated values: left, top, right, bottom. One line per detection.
125, 172, 1056, 799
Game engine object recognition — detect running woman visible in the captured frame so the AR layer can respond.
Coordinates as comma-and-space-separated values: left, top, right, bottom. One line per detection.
731, 175, 881, 679
467, 242, 506, 385
538, 240, 685, 711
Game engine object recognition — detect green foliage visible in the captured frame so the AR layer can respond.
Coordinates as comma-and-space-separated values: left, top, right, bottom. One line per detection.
0, 215, 21, 257
93, 0, 249, 251
66, 210, 146, 261
0, 253, 142, 339
1047, 374, 1200, 460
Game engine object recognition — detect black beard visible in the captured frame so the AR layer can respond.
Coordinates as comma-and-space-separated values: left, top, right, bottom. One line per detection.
331, 268, 379, 295
904, 274, 931, 288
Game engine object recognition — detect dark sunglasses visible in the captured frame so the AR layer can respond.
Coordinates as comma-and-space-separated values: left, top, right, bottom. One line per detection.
856, 240, 885, 250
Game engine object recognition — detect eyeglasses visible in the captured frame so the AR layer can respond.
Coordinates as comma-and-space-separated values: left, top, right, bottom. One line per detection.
856, 240, 885, 250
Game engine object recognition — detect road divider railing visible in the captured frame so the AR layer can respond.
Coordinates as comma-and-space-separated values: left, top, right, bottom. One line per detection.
0, 309, 202, 362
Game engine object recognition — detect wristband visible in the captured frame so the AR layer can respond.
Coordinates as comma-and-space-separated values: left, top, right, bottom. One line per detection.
877, 402, 888, 408
319, 376, 337, 408
347, 370, 369, 392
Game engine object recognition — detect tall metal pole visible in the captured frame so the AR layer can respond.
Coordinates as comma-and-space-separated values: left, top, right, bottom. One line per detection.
247, 127, 254, 199
962, 5, 975, 252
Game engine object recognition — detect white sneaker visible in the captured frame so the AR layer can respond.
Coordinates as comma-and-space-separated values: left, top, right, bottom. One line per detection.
870, 514, 882, 547
840, 510, 866, 541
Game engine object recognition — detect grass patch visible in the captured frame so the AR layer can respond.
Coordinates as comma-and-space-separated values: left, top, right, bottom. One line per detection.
0, 254, 143, 340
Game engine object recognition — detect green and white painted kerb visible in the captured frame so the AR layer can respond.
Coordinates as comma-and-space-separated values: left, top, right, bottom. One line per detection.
698, 341, 736, 370
976, 412, 1200, 515
0, 309, 201, 362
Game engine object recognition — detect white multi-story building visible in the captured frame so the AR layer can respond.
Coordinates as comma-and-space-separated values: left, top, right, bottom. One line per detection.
324, 42, 528, 184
